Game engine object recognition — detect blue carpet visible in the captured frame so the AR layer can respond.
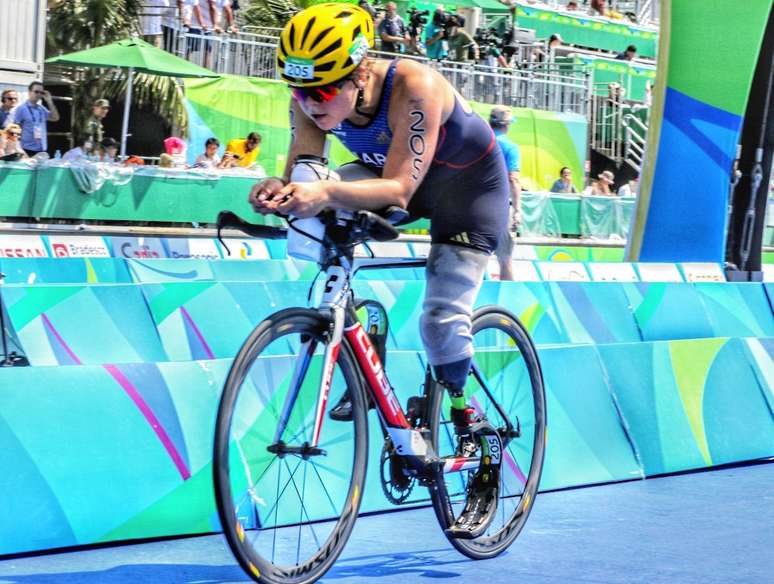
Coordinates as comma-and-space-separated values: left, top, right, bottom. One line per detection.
1, 462, 773, 584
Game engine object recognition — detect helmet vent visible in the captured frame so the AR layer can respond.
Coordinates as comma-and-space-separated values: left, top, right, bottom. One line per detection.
335, 10, 352, 18
309, 26, 335, 51
288, 23, 297, 49
352, 25, 361, 40
301, 16, 316, 47
313, 37, 342, 61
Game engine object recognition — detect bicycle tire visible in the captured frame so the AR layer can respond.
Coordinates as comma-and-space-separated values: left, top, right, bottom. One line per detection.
213, 307, 369, 584
428, 306, 547, 559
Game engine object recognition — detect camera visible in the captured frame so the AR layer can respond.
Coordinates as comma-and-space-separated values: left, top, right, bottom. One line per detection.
432, 11, 464, 39
407, 8, 429, 37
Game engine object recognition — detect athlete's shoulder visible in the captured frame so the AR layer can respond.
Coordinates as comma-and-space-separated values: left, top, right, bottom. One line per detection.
392, 59, 445, 99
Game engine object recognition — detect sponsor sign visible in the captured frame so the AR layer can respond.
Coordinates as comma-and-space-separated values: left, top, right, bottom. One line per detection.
111, 237, 167, 259
48, 236, 111, 258
163, 238, 221, 260
0, 235, 48, 258
635, 263, 683, 282
680, 262, 726, 283
216, 238, 270, 260
536, 261, 590, 281
587, 262, 638, 282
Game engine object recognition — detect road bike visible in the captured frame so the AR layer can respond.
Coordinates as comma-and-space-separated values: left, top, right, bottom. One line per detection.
213, 208, 547, 584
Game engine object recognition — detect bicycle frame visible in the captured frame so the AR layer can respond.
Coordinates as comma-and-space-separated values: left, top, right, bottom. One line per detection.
272, 259, 483, 478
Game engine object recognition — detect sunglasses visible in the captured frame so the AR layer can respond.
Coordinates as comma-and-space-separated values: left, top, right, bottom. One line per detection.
291, 79, 349, 104
3, 96, 17, 101
7, 132, 20, 137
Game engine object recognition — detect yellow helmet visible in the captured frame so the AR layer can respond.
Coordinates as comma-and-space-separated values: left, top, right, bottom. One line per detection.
277, 3, 375, 87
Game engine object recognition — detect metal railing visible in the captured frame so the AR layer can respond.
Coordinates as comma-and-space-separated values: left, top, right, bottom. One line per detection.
163, 28, 591, 115
589, 87, 625, 162
622, 112, 648, 173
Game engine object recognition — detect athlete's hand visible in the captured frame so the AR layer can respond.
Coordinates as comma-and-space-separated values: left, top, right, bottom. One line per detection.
274, 182, 331, 218
248, 177, 287, 215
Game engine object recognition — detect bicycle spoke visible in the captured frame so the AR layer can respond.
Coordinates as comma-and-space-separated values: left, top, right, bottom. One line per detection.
309, 460, 343, 516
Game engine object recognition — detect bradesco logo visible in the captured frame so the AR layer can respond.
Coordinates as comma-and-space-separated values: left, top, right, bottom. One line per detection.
49, 236, 111, 258
0, 235, 48, 258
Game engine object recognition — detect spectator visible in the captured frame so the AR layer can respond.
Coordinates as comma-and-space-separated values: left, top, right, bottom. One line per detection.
0, 124, 27, 159
489, 105, 521, 281
192, 0, 217, 67
85, 98, 110, 154
618, 175, 638, 197
566, 1, 579, 10
13, 81, 60, 157
616, 44, 637, 61
221, 131, 261, 168
591, 0, 607, 17
61, 135, 90, 162
140, 0, 168, 48
449, 18, 479, 63
550, 167, 578, 193
424, 8, 448, 61
378, 2, 408, 54
98, 137, 119, 162
0, 89, 19, 129
218, 0, 237, 34
192, 137, 221, 168
159, 153, 175, 167
588, 170, 615, 196
548, 33, 563, 50
163, 136, 188, 166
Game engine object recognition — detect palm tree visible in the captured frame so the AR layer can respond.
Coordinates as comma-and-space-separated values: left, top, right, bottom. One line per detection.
46, 0, 187, 142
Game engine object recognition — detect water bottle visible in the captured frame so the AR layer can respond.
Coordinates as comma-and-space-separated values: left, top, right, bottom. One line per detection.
54, 149, 62, 160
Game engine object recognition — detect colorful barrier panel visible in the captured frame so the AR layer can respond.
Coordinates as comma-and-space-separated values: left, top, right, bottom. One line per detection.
2, 335, 773, 555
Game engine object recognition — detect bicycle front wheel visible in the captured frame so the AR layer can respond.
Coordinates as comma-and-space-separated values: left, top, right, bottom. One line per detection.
429, 306, 547, 559
213, 308, 369, 584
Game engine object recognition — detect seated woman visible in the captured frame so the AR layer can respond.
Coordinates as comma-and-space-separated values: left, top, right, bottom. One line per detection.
550, 166, 578, 193
0, 124, 27, 159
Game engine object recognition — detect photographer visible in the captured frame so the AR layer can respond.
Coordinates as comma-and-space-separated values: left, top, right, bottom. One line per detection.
449, 18, 479, 64
406, 7, 429, 55
378, 2, 408, 53
476, 27, 510, 69
425, 7, 449, 60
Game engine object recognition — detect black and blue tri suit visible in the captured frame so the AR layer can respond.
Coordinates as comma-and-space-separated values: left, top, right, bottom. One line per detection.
328, 60, 510, 254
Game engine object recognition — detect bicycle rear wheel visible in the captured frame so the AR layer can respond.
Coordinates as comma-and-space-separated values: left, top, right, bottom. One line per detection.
213, 308, 368, 584
428, 306, 546, 559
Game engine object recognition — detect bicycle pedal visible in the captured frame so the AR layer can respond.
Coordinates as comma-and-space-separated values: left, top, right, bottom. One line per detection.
444, 477, 500, 540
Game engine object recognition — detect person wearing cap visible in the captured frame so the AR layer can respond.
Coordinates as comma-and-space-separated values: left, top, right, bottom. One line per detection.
85, 98, 110, 155
589, 169, 616, 196
488, 105, 521, 280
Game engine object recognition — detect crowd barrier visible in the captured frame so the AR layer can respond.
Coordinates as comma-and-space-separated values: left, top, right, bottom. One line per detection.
1, 232, 773, 554
1, 162, 637, 239
1, 291, 772, 554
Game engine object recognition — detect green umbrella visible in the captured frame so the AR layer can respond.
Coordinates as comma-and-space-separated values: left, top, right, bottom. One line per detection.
46, 37, 219, 157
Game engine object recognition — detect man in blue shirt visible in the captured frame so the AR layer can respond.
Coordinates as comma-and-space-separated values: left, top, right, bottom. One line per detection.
489, 105, 521, 280
378, 2, 408, 53
424, 8, 448, 61
13, 81, 60, 156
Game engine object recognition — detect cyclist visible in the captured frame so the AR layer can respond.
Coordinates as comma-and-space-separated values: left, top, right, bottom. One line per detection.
249, 2, 508, 537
